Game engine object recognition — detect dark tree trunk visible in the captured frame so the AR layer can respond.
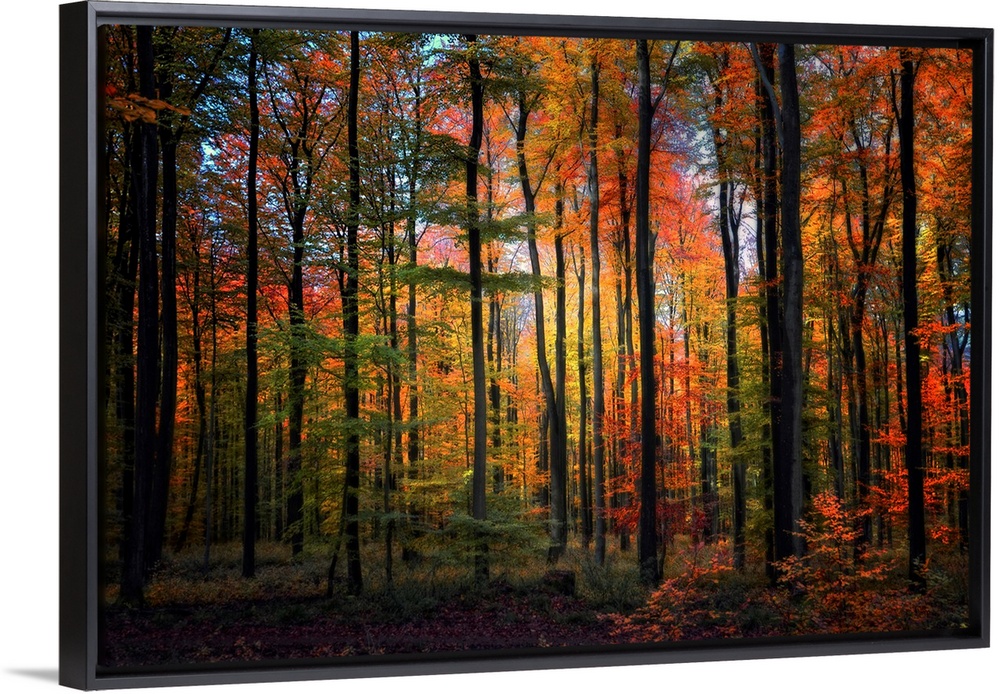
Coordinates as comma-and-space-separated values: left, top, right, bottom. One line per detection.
343, 30, 364, 595
635, 39, 660, 585
575, 246, 592, 548
465, 35, 489, 583
274, 393, 285, 540
146, 27, 231, 569
122, 24, 158, 604
264, 37, 331, 560
404, 77, 423, 563
900, 56, 926, 587
851, 293, 873, 556
755, 42, 781, 582
242, 28, 260, 579
146, 146, 176, 571
488, 251, 504, 491
202, 245, 220, 574
618, 120, 637, 554
826, 313, 846, 500
588, 54, 607, 566
707, 61, 747, 567
174, 216, 207, 552
147, 104, 178, 574
390, 272, 403, 580
937, 237, 970, 549
717, 170, 746, 570
552, 188, 568, 561
698, 325, 718, 541
114, 123, 139, 563
774, 43, 806, 565
516, 89, 567, 562
287, 196, 307, 559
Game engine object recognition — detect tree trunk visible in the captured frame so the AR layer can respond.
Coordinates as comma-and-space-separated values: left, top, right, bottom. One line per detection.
242, 27, 260, 579
774, 43, 806, 565
274, 393, 285, 540
404, 76, 423, 563
174, 214, 207, 552
635, 39, 660, 585
388, 227, 403, 585
146, 132, 177, 575
575, 246, 592, 548
588, 54, 607, 566
287, 193, 307, 558
755, 42, 781, 582
114, 123, 139, 564
488, 251, 504, 491
900, 56, 926, 587
465, 35, 489, 583
717, 170, 746, 569
122, 24, 158, 604
618, 120, 637, 554
516, 90, 567, 562
552, 188, 569, 561
202, 248, 219, 573
343, 30, 364, 595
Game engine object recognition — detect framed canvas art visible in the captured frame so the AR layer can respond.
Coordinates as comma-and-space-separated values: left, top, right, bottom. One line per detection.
59, 0, 991, 689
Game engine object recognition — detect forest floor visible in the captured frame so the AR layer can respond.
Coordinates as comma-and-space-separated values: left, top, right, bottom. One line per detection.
103, 581, 622, 665
101, 540, 970, 668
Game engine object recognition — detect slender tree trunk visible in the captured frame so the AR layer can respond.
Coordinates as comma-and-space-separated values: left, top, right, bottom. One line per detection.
934, 223, 969, 547
851, 293, 873, 557
537, 394, 549, 507
115, 124, 139, 565
619, 122, 637, 554
900, 56, 926, 587
717, 170, 746, 569
174, 222, 206, 552
148, 26, 235, 564
588, 54, 607, 566
343, 30, 364, 595
488, 251, 504, 491
698, 324, 718, 541
551, 188, 569, 561
122, 24, 158, 604
516, 90, 567, 562
404, 78, 423, 562
325, 478, 350, 597
755, 42, 781, 582
274, 393, 285, 540
826, 313, 846, 499
146, 132, 177, 572
242, 28, 260, 579
466, 35, 489, 583
775, 43, 806, 565
387, 227, 403, 585
575, 247, 592, 548
146, 67, 181, 571
202, 250, 219, 574
635, 39, 660, 585
286, 194, 307, 557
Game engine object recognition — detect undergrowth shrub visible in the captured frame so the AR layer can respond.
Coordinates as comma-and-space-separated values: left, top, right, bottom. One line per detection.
611, 493, 966, 643
609, 544, 774, 642
775, 492, 943, 634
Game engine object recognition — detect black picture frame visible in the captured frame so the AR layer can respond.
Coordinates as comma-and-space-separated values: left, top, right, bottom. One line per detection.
59, 1, 992, 689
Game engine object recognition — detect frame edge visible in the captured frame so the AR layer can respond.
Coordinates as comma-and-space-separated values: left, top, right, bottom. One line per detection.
64, 2, 992, 689
60, 1, 99, 690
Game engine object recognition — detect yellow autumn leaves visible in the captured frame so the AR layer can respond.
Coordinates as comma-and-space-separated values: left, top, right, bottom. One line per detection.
107, 91, 191, 124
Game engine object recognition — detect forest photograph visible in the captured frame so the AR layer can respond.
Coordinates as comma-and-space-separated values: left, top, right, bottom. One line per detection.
99, 23, 975, 669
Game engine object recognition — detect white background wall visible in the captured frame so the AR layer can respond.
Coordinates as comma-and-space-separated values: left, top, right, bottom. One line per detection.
0, 1, 994, 692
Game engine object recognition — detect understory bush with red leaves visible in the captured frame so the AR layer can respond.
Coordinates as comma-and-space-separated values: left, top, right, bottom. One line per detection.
608, 545, 781, 642
774, 492, 940, 634
611, 493, 965, 644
